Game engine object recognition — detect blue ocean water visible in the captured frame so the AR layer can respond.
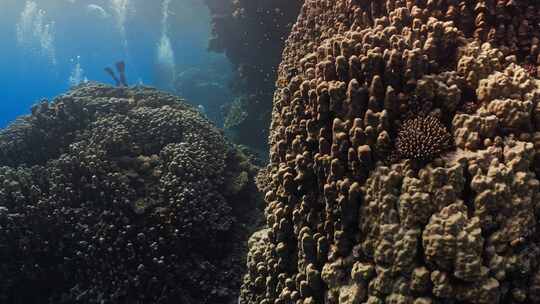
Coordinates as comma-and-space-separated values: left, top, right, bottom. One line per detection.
0, 0, 232, 127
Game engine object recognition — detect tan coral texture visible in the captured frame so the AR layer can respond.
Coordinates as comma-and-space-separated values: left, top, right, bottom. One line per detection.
240, 1, 540, 304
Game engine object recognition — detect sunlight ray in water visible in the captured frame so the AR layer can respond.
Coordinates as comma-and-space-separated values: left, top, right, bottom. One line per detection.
16, 1, 56, 65
110, 0, 130, 51
156, 0, 176, 88
68, 55, 88, 87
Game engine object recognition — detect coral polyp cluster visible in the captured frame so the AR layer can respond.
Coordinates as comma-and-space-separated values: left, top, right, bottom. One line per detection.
0, 84, 260, 304
240, 1, 540, 304
396, 115, 452, 162
525, 63, 539, 78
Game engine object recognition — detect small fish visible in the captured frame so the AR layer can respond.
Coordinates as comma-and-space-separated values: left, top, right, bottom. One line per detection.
197, 105, 206, 114
87, 4, 109, 19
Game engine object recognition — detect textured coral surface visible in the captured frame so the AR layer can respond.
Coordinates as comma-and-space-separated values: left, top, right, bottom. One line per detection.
0, 84, 260, 304
241, 1, 540, 303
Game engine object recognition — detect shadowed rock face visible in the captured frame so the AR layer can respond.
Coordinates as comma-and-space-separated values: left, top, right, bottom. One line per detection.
241, 1, 540, 304
0, 84, 261, 304
203, 0, 303, 151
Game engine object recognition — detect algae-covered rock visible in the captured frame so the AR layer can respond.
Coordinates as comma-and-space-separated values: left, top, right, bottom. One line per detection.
0, 83, 261, 304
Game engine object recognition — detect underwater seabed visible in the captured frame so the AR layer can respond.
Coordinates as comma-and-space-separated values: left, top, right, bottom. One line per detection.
2, 0, 540, 304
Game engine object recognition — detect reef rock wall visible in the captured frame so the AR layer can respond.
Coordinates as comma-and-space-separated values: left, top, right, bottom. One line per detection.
204, 0, 302, 151
0, 84, 261, 304
241, 1, 540, 303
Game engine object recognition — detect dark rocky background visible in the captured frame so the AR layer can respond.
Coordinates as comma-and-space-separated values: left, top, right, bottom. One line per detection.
202, 0, 302, 153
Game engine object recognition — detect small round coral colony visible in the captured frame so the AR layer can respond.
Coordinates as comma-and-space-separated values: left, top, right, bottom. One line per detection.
240, 1, 540, 304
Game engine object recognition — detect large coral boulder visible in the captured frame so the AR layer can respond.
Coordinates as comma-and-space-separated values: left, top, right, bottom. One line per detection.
0, 84, 260, 304
241, 1, 540, 304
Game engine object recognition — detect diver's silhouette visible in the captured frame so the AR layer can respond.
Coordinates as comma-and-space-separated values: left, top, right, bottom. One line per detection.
104, 61, 128, 87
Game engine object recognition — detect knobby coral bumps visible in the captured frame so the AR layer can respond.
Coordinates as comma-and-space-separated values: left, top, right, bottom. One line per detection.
241, 1, 540, 304
0, 84, 260, 304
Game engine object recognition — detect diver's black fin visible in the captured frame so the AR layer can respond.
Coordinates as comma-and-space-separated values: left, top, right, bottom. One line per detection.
116, 61, 128, 87
105, 67, 121, 86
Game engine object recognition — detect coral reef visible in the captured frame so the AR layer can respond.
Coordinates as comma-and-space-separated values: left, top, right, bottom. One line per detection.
0, 83, 261, 304
241, 1, 540, 304
203, 0, 303, 150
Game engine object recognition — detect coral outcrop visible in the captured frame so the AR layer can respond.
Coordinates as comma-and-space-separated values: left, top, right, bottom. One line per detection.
0, 84, 261, 304
241, 1, 540, 304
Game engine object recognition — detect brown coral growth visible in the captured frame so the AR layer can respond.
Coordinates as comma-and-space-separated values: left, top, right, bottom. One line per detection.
240, 1, 540, 304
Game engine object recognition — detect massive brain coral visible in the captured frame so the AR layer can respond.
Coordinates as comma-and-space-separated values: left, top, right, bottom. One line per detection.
0, 84, 260, 304
241, 1, 540, 304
